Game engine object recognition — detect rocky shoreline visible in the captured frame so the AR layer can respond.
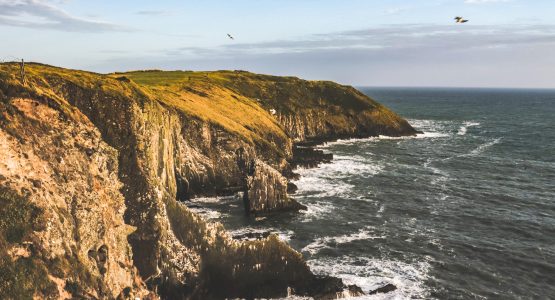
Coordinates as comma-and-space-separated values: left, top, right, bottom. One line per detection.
0, 63, 417, 299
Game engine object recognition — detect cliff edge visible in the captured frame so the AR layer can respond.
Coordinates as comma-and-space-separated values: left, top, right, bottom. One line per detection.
0, 63, 417, 299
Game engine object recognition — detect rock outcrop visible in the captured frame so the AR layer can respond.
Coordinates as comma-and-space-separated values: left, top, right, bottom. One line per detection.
239, 157, 306, 213
216, 71, 418, 142
0, 63, 417, 299
0, 97, 150, 299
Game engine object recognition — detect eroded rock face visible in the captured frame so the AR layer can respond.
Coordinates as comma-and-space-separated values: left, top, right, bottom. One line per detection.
0, 66, 343, 299
241, 158, 305, 214
218, 72, 419, 141
0, 98, 149, 299
278, 111, 332, 142
0, 63, 418, 299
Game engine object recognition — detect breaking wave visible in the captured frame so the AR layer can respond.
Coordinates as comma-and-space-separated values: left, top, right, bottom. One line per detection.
229, 227, 294, 242
307, 256, 431, 299
458, 121, 481, 136
469, 138, 502, 156
318, 119, 451, 148
302, 227, 386, 255
293, 154, 382, 198
187, 206, 222, 220
298, 201, 336, 223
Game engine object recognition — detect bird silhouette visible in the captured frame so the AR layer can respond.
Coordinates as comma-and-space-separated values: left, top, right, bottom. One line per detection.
227, 33, 235, 40
455, 16, 469, 23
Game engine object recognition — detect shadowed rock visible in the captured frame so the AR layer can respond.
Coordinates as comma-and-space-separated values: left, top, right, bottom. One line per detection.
0, 62, 418, 299
369, 283, 397, 295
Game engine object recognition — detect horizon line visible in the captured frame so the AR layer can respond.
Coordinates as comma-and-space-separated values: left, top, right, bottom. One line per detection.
2, 61, 554, 91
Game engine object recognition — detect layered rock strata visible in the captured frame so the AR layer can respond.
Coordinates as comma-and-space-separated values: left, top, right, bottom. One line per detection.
0, 63, 417, 299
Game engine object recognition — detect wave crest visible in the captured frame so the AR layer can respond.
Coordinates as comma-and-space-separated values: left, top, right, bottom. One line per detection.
457, 121, 481, 136
302, 226, 385, 255
307, 256, 431, 299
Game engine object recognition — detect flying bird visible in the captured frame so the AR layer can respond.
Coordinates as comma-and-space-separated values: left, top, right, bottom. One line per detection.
454, 16, 469, 23
227, 33, 235, 40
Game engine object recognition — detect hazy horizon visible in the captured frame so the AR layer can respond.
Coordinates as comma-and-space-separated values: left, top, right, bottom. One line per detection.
1, 0, 554, 88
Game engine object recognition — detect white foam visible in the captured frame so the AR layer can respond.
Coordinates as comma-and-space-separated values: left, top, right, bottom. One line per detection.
376, 204, 385, 218
292, 120, 454, 201
293, 155, 383, 199
293, 173, 355, 198
190, 195, 239, 204
298, 201, 336, 223
189, 196, 222, 204
302, 227, 385, 255
457, 121, 481, 136
422, 158, 451, 187
319, 132, 449, 148
186, 206, 222, 220
429, 167, 449, 185
277, 230, 295, 242
380, 131, 449, 140
299, 155, 384, 179
318, 119, 451, 148
228, 227, 294, 242
469, 138, 501, 156
307, 256, 431, 299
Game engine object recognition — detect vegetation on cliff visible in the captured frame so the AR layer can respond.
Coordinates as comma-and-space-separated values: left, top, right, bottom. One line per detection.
122, 69, 417, 141
0, 62, 416, 299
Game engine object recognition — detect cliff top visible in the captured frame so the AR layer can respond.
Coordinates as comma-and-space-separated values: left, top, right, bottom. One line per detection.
0, 63, 415, 156
0, 62, 417, 299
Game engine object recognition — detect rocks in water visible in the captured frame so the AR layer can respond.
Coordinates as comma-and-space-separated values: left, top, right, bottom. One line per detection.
232, 230, 273, 241
291, 145, 333, 169
369, 283, 397, 295
241, 159, 307, 214
287, 182, 298, 194
347, 285, 365, 297
0, 63, 417, 299
292, 275, 366, 299
236, 148, 306, 214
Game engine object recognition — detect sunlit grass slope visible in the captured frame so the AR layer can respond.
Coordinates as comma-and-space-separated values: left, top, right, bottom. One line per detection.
116, 70, 287, 148
122, 69, 415, 138
0, 64, 289, 155
1, 64, 415, 156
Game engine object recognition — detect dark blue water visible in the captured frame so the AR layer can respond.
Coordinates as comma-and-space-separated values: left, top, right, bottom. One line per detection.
189, 88, 555, 299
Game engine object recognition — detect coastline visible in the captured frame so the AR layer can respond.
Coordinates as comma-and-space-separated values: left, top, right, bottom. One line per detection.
0, 62, 417, 299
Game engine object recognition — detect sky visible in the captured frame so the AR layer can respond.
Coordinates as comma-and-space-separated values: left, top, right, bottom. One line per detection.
1, 0, 554, 88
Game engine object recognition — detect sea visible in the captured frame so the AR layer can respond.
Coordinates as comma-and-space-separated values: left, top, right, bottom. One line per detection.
187, 88, 555, 299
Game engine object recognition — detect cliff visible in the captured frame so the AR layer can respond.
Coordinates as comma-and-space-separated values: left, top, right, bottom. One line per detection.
0, 63, 417, 299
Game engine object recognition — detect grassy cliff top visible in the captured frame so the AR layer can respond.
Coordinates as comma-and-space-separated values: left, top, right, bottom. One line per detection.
120, 69, 386, 113
0, 64, 288, 152
119, 69, 413, 135
1, 63, 415, 153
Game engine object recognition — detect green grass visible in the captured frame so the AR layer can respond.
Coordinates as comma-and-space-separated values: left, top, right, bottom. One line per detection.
0, 62, 413, 158
0, 63, 291, 155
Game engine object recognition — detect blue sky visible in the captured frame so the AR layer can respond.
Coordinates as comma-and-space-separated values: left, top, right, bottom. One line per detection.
1, 0, 554, 88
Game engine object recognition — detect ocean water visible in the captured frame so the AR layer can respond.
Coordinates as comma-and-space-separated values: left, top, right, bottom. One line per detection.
188, 88, 555, 299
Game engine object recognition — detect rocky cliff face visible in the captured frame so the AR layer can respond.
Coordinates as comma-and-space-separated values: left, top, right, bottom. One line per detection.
0, 97, 150, 299
215, 71, 418, 142
0, 63, 416, 299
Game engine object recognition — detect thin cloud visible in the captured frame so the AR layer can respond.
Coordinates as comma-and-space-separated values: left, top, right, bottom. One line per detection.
464, 0, 511, 4
91, 24, 554, 88
135, 10, 172, 16
0, 0, 129, 32
164, 24, 555, 58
